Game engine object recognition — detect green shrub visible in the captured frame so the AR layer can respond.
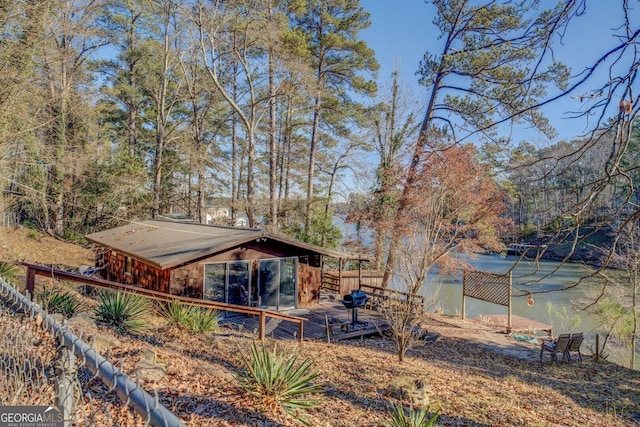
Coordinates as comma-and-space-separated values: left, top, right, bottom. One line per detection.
38, 285, 83, 317
386, 403, 439, 427
94, 291, 150, 334
236, 341, 323, 425
0, 261, 21, 283
159, 301, 219, 333
26, 229, 40, 240
60, 229, 87, 245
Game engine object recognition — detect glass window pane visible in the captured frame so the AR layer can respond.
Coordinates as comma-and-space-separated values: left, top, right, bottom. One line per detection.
228, 261, 250, 306
204, 264, 225, 302
279, 258, 296, 309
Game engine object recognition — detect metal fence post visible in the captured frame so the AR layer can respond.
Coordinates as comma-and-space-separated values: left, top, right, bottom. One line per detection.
56, 342, 77, 426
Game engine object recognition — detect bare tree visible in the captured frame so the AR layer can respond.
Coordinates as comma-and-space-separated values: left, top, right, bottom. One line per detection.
37, 0, 107, 235
378, 231, 437, 363
362, 70, 422, 269
594, 214, 640, 369
379, 142, 507, 362
381, 0, 576, 287
189, 0, 277, 227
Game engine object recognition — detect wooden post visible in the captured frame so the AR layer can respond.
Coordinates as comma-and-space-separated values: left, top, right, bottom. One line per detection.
298, 320, 304, 343
461, 270, 466, 319
338, 258, 343, 295
507, 272, 512, 334
259, 311, 266, 340
358, 259, 362, 291
26, 267, 36, 300
325, 315, 331, 344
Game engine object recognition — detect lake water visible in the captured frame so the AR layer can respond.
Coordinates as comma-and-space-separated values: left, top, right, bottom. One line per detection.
419, 253, 638, 369
335, 216, 637, 368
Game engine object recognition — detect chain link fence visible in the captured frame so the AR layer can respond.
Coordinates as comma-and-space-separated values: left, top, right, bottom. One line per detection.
0, 277, 185, 426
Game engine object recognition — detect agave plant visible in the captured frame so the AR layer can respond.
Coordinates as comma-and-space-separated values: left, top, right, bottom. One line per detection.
0, 261, 21, 284
386, 403, 439, 427
38, 285, 83, 318
236, 341, 323, 425
94, 291, 150, 334
159, 300, 219, 333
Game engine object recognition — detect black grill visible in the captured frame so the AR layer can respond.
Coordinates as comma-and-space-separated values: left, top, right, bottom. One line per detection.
340, 290, 370, 327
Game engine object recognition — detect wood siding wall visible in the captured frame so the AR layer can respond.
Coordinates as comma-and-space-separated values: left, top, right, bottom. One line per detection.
95, 245, 324, 307
100, 249, 171, 294
170, 263, 203, 298
298, 262, 321, 308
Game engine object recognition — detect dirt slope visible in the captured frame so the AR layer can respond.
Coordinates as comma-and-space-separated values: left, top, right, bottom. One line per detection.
0, 227, 94, 267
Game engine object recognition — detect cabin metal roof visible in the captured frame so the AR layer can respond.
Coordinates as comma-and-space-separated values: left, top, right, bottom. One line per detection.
85, 219, 367, 269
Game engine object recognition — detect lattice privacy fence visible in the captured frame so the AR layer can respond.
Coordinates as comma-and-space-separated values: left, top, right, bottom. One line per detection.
0, 277, 185, 426
462, 270, 513, 332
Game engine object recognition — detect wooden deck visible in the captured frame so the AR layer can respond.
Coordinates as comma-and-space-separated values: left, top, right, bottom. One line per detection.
219, 296, 389, 342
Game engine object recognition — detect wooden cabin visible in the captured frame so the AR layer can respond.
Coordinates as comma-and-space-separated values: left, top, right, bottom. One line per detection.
85, 219, 367, 311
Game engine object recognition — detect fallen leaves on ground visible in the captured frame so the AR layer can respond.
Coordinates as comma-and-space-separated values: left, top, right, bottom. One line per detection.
1, 228, 639, 426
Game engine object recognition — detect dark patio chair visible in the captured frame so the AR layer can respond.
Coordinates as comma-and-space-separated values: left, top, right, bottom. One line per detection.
566, 332, 584, 362
540, 333, 572, 363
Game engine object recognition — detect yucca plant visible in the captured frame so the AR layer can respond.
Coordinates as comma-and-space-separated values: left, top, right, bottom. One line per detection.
94, 291, 150, 334
158, 300, 189, 327
184, 307, 219, 333
38, 285, 83, 317
236, 341, 324, 425
386, 403, 439, 427
0, 261, 21, 284
159, 300, 219, 333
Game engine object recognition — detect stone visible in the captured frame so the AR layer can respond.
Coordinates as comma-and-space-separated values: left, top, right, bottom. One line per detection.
387, 375, 432, 409
68, 311, 97, 330
135, 348, 167, 384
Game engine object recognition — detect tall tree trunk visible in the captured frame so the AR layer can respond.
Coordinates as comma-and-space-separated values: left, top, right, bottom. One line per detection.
381, 72, 443, 287
127, 16, 138, 159
230, 55, 239, 224
268, 44, 278, 228
305, 94, 321, 233
246, 127, 256, 227
152, 124, 164, 218
278, 99, 293, 223
128, 63, 138, 158
52, 92, 67, 236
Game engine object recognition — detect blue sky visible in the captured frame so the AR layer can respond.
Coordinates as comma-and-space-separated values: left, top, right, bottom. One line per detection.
359, 0, 631, 145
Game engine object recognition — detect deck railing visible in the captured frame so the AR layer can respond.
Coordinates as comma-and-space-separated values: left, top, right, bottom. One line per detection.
320, 271, 341, 293
357, 283, 425, 310
321, 270, 384, 296
20, 262, 305, 342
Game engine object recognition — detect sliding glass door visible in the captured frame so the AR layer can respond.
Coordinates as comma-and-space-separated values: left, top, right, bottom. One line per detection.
203, 261, 250, 308
204, 258, 297, 311
258, 258, 297, 310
